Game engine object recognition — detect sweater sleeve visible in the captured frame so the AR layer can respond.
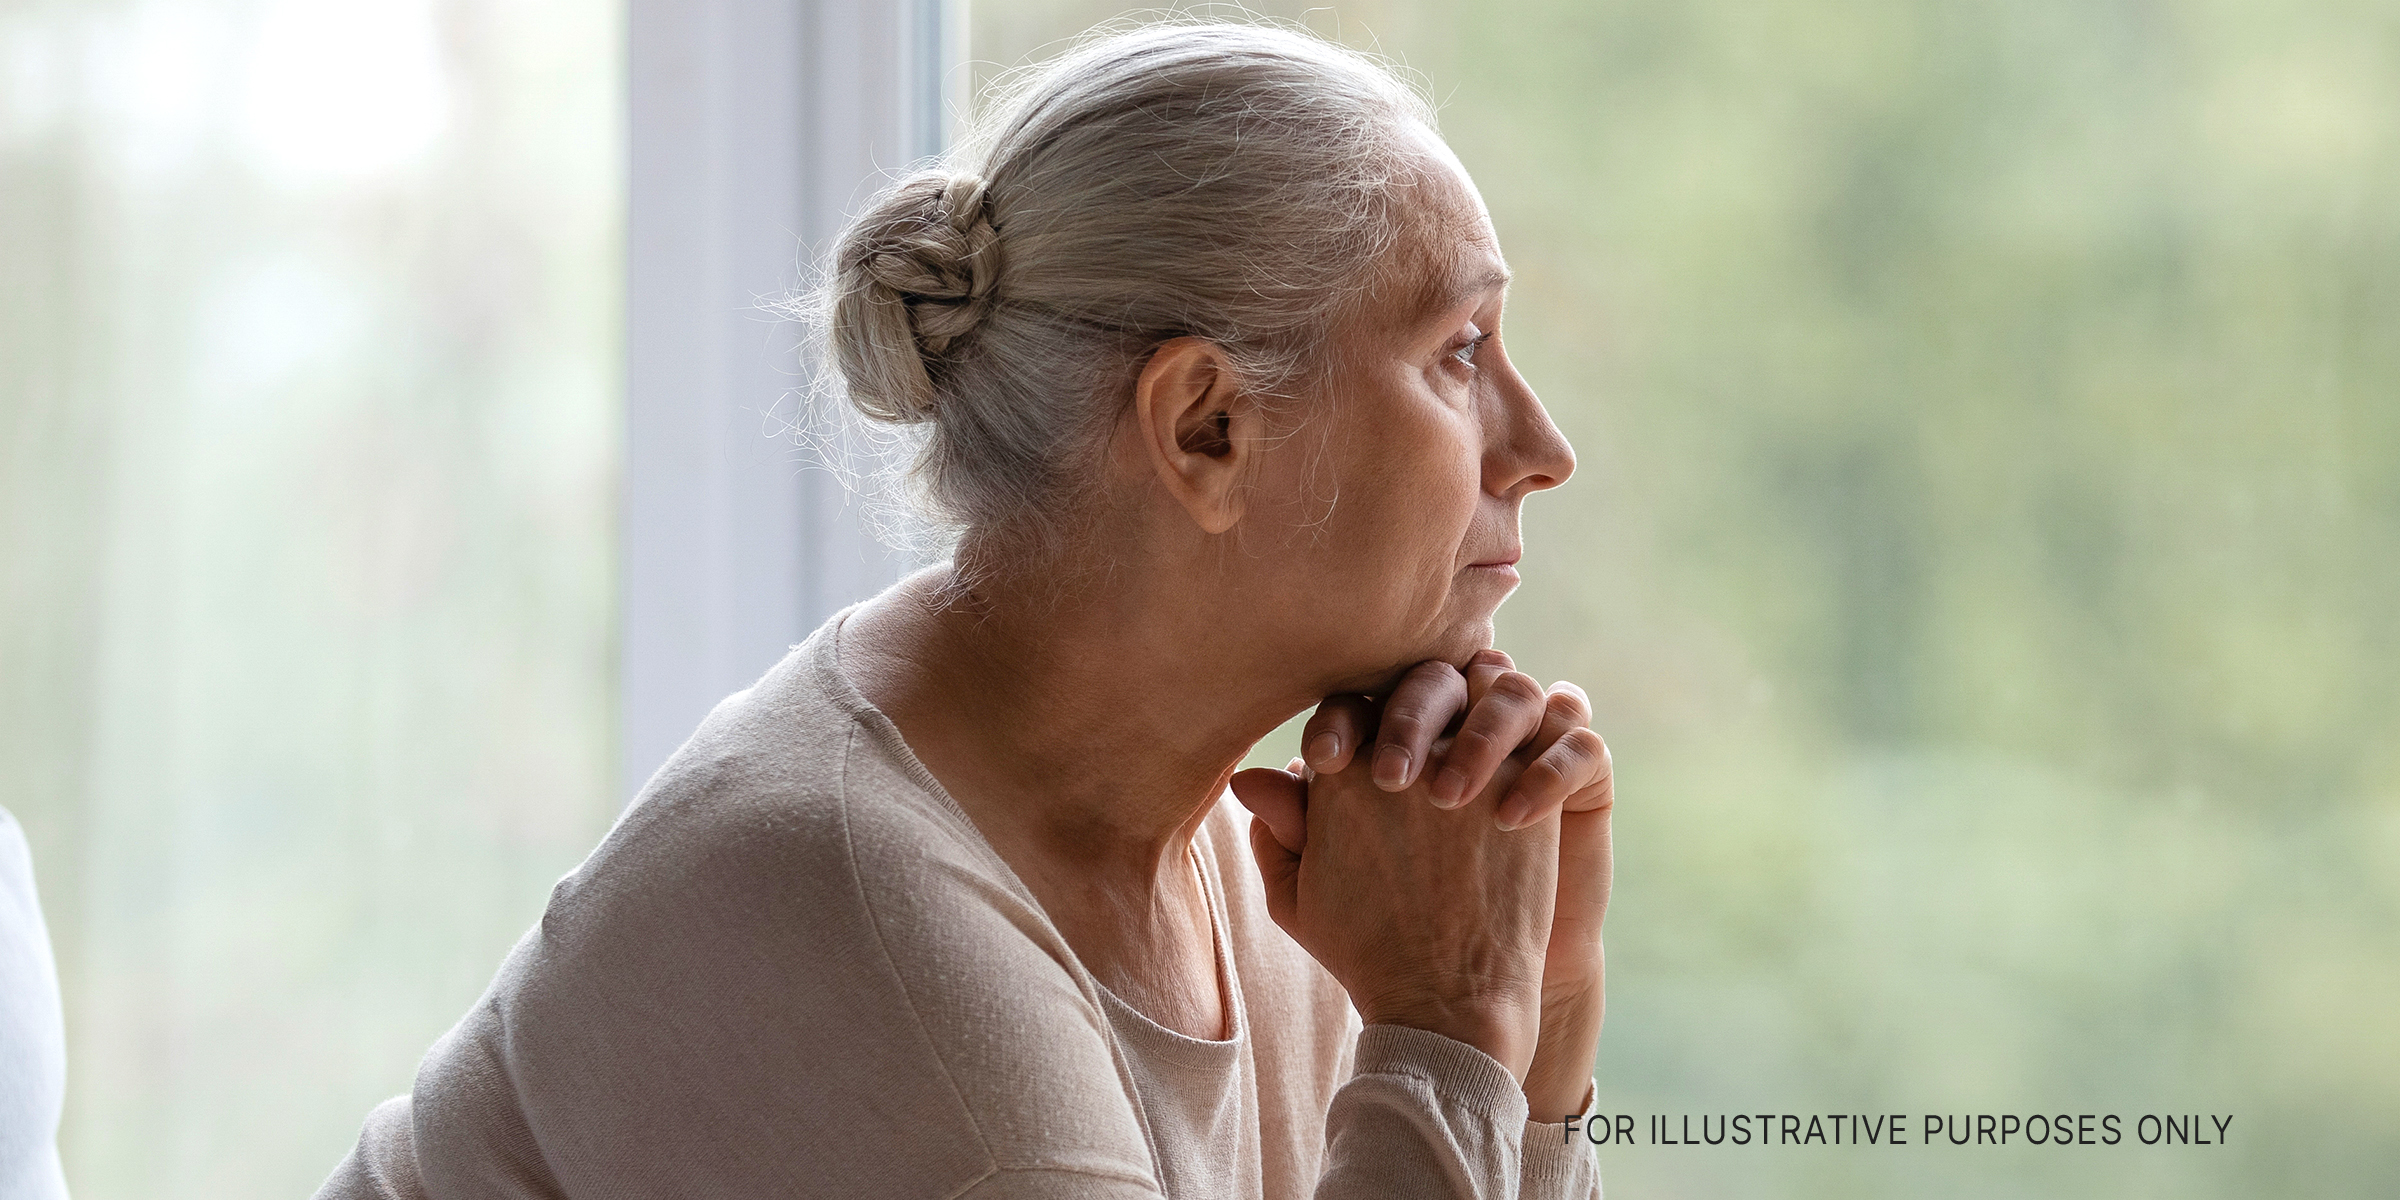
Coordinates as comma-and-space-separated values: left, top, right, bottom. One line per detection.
1521, 1081, 1603, 1199
1311, 1025, 1529, 1199
314, 1096, 429, 1200
317, 692, 1167, 1200
1312, 1028, 1602, 1199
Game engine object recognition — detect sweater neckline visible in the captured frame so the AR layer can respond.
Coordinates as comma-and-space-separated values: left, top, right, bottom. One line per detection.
806, 602, 1247, 1050
1090, 837, 1248, 1053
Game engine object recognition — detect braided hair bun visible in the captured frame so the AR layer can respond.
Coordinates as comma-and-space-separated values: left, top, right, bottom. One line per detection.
830, 171, 1001, 424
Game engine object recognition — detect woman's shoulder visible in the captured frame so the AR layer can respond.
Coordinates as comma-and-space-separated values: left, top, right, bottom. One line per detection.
547, 621, 1066, 984
405, 623, 1151, 1194
595, 614, 956, 851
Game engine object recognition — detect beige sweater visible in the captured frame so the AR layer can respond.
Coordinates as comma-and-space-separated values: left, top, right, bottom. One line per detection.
319, 609, 1603, 1198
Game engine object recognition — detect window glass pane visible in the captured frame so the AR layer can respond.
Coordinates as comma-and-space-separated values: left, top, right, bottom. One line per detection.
0, 1, 620, 1194
972, 3, 2398, 1196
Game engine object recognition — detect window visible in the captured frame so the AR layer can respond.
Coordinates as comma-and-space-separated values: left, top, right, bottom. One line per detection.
2, 1, 953, 1193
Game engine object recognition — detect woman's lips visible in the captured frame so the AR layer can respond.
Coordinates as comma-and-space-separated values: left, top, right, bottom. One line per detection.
1465, 555, 1522, 582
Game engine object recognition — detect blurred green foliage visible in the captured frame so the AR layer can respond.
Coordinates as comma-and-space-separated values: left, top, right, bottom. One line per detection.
972, 2, 2400, 1196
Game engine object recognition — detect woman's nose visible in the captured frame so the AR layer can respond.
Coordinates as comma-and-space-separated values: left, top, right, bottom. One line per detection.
1486, 364, 1575, 499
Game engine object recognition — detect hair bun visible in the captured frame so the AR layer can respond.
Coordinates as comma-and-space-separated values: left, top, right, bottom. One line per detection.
830, 171, 1004, 423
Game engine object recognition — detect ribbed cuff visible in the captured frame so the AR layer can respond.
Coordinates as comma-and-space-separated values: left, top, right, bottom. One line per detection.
1352, 1023, 1529, 1127
1522, 1079, 1602, 1199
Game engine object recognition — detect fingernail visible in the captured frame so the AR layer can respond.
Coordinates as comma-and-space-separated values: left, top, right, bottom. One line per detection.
1306, 732, 1341, 770
1495, 796, 1528, 830
1431, 767, 1467, 807
1373, 745, 1411, 790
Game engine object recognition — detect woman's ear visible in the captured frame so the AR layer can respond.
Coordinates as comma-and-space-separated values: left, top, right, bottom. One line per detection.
1132, 336, 1259, 535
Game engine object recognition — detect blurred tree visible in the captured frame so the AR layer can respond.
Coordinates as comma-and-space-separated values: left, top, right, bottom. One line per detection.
969, 2, 2400, 1196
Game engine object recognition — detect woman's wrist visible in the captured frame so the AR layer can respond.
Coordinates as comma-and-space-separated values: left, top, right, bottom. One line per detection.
1521, 979, 1604, 1119
1357, 990, 1539, 1081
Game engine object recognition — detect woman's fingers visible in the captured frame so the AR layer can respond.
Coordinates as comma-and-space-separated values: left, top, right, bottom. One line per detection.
1461, 647, 1514, 698
1230, 765, 1309, 855
1231, 765, 1307, 930
1528, 682, 1593, 772
1488, 681, 1603, 830
1484, 682, 1595, 825
1245, 814, 1302, 932
1429, 667, 1549, 809
1497, 718, 1611, 831
1300, 695, 1375, 774
1371, 660, 1467, 791
1313, 652, 1604, 828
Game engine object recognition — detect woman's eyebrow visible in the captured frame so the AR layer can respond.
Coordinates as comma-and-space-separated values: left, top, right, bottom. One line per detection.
1428, 266, 1512, 323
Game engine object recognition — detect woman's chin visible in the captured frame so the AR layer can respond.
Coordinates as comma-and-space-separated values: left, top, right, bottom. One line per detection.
1420, 616, 1500, 669
1309, 617, 1495, 695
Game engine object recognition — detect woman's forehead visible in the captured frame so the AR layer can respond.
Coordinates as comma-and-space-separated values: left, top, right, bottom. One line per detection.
1394, 127, 1507, 315
1394, 214, 1509, 329
1403, 121, 1494, 232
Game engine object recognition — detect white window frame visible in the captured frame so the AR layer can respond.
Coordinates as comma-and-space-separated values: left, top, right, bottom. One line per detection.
622, 0, 966, 801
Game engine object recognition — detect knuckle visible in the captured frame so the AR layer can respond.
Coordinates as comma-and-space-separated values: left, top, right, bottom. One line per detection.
1379, 707, 1435, 741
1559, 726, 1608, 763
1386, 668, 1466, 732
1584, 727, 1615, 764
1488, 670, 1544, 706
1407, 660, 1464, 689
1516, 772, 1574, 811
1387, 678, 1455, 719
1521, 752, 1567, 786
1469, 648, 1514, 672
1450, 726, 1505, 764
1570, 779, 1616, 813
1544, 686, 1592, 725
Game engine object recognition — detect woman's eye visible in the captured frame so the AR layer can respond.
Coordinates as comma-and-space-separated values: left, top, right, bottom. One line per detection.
1452, 333, 1492, 368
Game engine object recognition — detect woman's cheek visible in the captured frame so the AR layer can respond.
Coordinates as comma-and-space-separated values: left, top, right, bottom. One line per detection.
1334, 490, 1448, 641
1398, 454, 1484, 634
1318, 377, 1480, 638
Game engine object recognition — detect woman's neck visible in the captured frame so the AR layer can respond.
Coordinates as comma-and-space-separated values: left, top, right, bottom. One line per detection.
842, 563, 1309, 888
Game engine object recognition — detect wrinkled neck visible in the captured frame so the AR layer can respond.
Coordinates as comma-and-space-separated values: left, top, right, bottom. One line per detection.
843, 563, 1315, 882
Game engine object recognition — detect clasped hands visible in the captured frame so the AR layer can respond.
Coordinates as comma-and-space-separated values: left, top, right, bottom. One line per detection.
1229, 649, 1614, 1120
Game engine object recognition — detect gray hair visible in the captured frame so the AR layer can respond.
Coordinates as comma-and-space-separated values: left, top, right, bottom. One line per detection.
805, 21, 1439, 562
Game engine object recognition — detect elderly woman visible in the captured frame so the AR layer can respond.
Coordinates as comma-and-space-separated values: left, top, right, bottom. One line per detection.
323, 21, 1615, 1200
